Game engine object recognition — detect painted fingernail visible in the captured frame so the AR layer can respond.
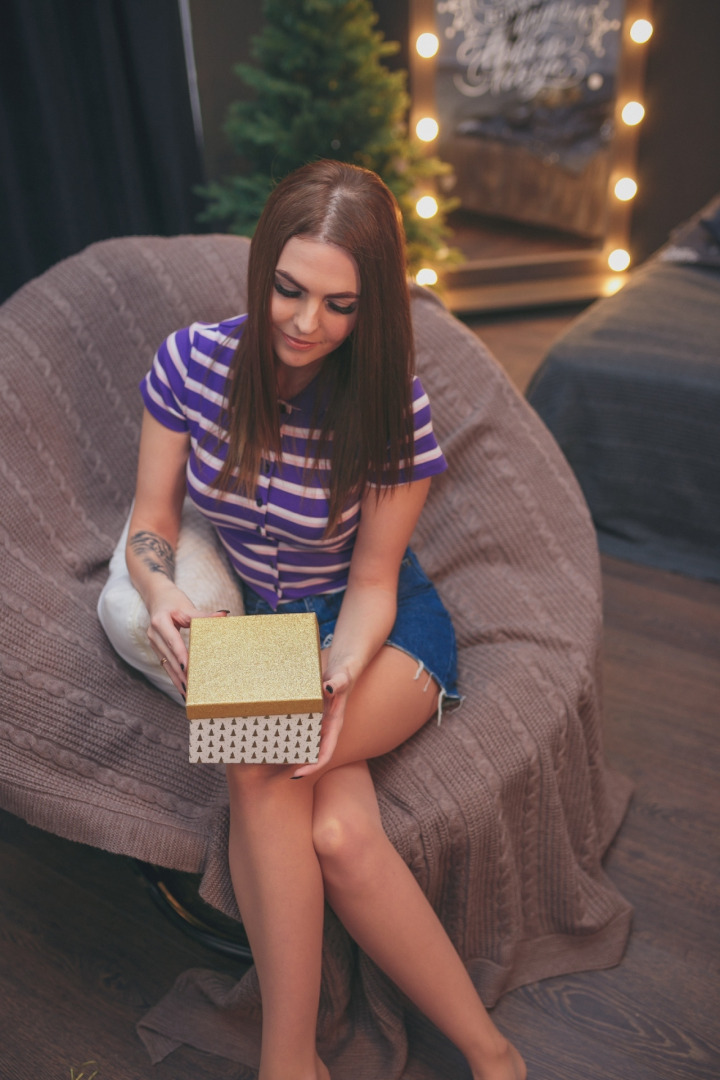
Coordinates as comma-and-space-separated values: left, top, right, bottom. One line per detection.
216, 609, 231, 615
180, 663, 185, 672
325, 684, 334, 695
182, 683, 187, 693
291, 775, 303, 780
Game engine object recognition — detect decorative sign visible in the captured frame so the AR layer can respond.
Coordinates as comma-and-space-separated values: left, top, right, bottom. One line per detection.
437, 0, 623, 103
435, 0, 625, 177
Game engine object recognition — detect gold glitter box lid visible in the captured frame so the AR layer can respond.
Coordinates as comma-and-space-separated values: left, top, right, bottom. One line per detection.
185, 612, 324, 720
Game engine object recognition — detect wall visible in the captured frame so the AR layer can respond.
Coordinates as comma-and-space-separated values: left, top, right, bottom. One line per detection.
630, 0, 720, 260
188, 0, 264, 182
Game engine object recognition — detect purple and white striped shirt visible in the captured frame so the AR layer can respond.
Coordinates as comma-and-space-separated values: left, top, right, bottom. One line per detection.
140, 314, 447, 609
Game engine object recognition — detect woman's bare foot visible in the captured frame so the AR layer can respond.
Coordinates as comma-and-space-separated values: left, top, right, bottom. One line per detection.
472, 1037, 526, 1080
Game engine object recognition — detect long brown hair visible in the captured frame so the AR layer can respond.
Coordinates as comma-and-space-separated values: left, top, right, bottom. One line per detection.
215, 160, 415, 533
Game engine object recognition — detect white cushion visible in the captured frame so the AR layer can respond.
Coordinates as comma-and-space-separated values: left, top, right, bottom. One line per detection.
97, 498, 244, 702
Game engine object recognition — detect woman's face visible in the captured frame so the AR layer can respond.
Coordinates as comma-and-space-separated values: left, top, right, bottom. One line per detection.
271, 236, 360, 395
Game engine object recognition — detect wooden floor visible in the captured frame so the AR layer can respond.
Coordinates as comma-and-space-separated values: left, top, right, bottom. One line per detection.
2, 308, 719, 1080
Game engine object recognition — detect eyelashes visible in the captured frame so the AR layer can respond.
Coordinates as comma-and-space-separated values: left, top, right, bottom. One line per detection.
328, 300, 358, 315
273, 279, 357, 316
273, 279, 300, 299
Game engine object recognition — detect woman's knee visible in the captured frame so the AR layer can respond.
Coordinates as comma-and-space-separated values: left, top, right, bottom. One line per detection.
312, 799, 383, 883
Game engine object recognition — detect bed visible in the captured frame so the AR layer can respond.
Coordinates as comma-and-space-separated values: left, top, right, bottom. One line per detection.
527, 194, 720, 582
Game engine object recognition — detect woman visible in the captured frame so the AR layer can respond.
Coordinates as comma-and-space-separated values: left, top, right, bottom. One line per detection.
125, 160, 525, 1080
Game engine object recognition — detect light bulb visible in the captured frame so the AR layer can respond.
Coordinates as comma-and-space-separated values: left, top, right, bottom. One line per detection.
416, 117, 439, 142
614, 177, 638, 201
603, 276, 626, 297
630, 19, 653, 43
416, 196, 439, 219
608, 248, 631, 272
416, 268, 438, 286
622, 101, 645, 125
416, 33, 439, 58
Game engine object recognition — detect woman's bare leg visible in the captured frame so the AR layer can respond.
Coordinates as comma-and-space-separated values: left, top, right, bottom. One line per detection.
313, 761, 524, 1080
226, 766, 329, 1080
311, 647, 526, 1080
226, 644, 524, 1079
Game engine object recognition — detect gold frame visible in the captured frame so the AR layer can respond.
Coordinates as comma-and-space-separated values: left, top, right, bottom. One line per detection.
410, 0, 654, 312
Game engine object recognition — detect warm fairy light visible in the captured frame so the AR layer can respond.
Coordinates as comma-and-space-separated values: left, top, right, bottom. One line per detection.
416, 117, 439, 142
630, 19, 653, 43
603, 275, 626, 296
614, 177, 638, 201
416, 195, 439, 219
416, 32, 439, 58
608, 248, 631, 272
622, 100, 645, 125
416, 268, 438, 286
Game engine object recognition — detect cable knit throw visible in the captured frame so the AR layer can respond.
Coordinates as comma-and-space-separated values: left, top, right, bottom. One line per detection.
0, 235, 632, 1079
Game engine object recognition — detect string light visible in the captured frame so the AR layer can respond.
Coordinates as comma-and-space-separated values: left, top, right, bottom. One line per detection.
603, 276, 626, 297
416, 268, 438, 286
614, 177, 638, 201
608, 249, 631, 272
416, 33, 439, 58
416, 117, 439, 142
416, 195, 439, 219
622, 101, 645, 125
630, 19, 653, 43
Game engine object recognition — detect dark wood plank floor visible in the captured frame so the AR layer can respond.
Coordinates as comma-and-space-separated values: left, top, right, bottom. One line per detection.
2, 308, 719, 1080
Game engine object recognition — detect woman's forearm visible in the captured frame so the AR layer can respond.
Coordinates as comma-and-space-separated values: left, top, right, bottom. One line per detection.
325, 581, 397, 687
126, 409, 190, 615
126, 525, 183, 615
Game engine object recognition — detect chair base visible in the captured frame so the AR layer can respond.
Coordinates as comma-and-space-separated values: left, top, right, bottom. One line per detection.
134, 861, 253, 963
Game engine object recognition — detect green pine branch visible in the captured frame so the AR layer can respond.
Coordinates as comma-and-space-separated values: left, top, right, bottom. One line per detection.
197, 0, 460, 275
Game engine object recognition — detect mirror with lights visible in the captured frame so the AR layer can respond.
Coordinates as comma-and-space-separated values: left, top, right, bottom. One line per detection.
409, 0, 654, 312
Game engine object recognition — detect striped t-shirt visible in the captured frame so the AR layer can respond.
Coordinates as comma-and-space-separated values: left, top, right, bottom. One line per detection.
140, 314, 447, 609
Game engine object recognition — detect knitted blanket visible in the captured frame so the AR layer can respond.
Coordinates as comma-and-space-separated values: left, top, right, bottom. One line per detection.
0, 234, 632, 1078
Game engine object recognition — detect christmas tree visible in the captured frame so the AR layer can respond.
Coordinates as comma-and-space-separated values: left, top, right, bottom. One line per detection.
198, 0, 457, 274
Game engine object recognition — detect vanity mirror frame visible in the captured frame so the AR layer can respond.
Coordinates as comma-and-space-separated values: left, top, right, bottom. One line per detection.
409, 0, 654, 312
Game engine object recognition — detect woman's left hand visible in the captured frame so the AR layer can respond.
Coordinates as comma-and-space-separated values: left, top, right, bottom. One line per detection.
291, 666, 352, 778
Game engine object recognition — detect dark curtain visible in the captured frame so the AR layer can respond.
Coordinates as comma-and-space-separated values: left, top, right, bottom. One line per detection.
0, 0, 205, 304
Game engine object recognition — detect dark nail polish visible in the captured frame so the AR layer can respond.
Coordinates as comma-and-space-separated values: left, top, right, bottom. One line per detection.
291, 775, 303, 780
182, 683, 187, 693
325, 684, 334, 695
180, 663, 185, 672
216, 609, 231, 615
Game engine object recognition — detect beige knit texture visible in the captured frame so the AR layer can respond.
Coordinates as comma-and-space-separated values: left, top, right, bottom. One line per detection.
0, 235, 632, 1078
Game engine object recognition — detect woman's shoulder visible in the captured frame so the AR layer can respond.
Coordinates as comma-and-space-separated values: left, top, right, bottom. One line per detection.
157, 314, 248, 374
184, 313, 248, 352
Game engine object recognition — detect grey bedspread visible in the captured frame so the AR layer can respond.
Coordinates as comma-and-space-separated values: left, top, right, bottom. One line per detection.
527, 250, 720, 582
0, 235, 632, 1078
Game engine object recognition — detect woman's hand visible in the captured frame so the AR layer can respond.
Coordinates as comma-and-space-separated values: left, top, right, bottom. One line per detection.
291, 664, 353, 778
146, 581, 228, 699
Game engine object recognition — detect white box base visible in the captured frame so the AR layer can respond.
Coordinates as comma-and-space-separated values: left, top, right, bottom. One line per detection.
189, 713, 322, 763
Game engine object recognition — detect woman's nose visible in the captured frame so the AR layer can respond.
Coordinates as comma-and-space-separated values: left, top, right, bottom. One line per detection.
294, 297, 321, 335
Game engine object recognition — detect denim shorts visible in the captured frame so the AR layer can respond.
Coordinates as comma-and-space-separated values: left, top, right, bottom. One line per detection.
240, 548, 462, 722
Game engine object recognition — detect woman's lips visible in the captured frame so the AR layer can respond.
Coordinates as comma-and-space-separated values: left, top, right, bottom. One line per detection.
281, 331, 318, 350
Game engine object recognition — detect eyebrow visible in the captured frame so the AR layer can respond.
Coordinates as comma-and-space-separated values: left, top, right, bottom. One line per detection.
275, 268, 360, 300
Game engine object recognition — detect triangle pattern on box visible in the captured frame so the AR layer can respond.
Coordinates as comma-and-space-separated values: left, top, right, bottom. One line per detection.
190, 713, 322, 763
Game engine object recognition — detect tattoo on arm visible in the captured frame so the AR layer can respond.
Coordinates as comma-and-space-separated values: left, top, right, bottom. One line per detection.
129, 531, 176, 581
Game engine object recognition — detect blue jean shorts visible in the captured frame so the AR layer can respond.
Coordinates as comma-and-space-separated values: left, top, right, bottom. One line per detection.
240, 548, 462, 722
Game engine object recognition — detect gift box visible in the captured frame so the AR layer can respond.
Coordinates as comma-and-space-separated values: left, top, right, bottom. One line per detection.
186, 612, 324, 764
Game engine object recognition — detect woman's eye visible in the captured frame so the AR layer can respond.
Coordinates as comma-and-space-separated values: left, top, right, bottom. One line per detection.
274, 280, 300, 299
328, 301, 358, 316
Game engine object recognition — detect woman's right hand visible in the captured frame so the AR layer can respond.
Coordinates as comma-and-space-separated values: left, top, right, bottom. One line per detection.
146, 581, 229, 699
